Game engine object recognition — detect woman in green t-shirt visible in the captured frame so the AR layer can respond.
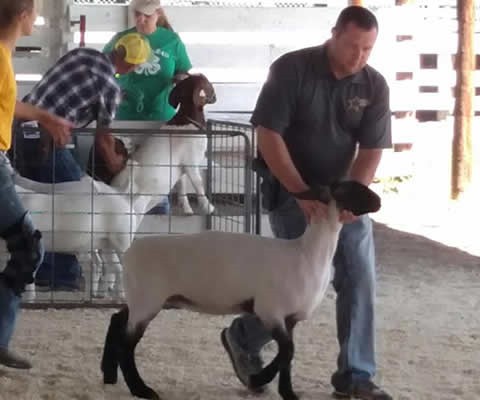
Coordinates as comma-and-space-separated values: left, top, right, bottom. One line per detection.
104, 0, 193, 214
104, 0, 192, 122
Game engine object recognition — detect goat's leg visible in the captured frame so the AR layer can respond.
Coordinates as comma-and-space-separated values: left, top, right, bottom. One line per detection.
23, 283, 36, 302
249, 322, 298, 400
92, 250, 106, 298
183, 166, 215, 215
109, 250, 124, 300
98, 249, 124, 301
118, 312, 159, 399
176, 173, 194, 215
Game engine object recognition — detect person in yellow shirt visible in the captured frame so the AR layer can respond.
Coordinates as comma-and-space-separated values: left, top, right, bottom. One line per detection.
0, 0, 73, 369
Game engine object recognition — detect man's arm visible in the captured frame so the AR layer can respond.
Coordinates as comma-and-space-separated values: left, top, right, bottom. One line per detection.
94, 128, 126, 176
257, 126, 308, 193
15, 101, 72, 146
349, 148, 383, 186
258, 126, 328, 221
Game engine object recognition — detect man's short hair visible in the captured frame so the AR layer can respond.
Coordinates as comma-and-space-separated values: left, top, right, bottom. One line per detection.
335, 6, 378, 32
0, 0, 34, 27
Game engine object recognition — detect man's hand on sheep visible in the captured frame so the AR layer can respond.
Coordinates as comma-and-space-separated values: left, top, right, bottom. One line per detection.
338, 209, 358, 224
296, 198, 329, 223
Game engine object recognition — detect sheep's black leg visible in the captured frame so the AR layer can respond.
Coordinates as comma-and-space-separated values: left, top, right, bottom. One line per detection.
118, 318, 159, 400
249, 318, 297, 400
277, 316, 298, 400
101, 306, 128, 384
249, 351, 281, 388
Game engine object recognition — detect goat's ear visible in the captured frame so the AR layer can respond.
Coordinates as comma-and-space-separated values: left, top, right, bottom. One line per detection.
168, 84, 181, 108
331, 181, 381, 216
193, 85, 207, 108
292, 185, 331, 204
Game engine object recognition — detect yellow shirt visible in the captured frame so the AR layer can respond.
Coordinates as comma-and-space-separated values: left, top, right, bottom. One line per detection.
0, 42, 16, 150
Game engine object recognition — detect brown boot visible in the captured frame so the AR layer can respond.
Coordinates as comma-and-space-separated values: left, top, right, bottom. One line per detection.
0, 348, 32, 369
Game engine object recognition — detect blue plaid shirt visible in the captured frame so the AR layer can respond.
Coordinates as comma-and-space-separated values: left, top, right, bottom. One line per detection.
23, 48, 121, 128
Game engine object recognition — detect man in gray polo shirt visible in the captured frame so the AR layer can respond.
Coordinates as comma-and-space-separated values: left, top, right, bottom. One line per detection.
221, 6, 393, 400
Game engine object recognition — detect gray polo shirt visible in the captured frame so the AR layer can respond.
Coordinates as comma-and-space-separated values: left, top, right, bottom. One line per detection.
251, 44, 392, 187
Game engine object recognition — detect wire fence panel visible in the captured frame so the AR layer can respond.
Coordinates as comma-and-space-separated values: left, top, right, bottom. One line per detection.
207, 119, 260, 235
2, 121, 256, 307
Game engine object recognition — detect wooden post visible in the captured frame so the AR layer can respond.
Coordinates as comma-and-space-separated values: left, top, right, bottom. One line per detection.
452, 0, 475, 199
348, 0, 365, 6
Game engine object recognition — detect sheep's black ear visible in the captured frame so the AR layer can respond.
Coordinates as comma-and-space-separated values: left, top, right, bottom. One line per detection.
331, 181, 381, 216
292, 185, 331, 204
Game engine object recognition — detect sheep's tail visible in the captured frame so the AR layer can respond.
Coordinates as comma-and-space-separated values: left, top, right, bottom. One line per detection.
101, 306, 129, 385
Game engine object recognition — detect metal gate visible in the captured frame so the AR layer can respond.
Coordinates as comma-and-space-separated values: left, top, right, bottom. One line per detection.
1, 120, 259, 307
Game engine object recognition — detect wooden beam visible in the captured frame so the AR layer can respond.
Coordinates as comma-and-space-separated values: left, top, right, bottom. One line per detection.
452, 0, 475, 199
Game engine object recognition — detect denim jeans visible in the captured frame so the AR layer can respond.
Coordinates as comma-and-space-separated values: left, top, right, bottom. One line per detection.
228, 196, 377, 385
0, 153, 42, 349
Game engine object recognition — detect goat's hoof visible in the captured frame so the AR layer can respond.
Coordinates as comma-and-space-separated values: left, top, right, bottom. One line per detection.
131, 386, 160, 400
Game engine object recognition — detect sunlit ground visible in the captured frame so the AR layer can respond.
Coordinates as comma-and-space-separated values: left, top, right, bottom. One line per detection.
372, 117, 480, 256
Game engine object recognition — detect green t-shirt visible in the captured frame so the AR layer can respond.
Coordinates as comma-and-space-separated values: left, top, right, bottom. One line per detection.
104, 27, 192, 122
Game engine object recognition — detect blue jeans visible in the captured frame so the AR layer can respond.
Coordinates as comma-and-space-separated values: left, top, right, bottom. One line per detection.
228, 196, 376, 385
23, 148, 83, 289
0, 154, 43, 349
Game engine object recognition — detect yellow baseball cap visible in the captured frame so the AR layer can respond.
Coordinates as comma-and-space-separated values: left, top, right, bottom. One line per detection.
114, 32, 151, 65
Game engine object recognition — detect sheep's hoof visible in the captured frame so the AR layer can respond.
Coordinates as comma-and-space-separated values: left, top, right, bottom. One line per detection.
247, 375, 267, 393
279, 389, 299, 400
103, 374, 118, 385
131, 386, 160, 400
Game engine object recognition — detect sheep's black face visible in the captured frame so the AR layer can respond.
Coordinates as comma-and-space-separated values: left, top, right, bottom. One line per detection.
292, 186, 331, 204
292, 181, 381, 216
331, 181, 381, 216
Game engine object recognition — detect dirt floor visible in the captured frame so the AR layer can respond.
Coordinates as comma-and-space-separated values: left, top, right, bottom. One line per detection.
1, 120, 479, 400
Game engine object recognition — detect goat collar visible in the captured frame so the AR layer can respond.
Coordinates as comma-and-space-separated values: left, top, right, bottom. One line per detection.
185, 116, 206, 130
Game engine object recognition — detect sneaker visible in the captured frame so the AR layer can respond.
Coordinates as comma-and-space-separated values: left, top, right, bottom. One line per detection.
333, 380, 393, 400
220, 328, 265, 393
0, 348, 32, 369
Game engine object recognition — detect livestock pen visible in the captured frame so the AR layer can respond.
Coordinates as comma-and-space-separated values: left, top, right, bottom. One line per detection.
3, 120, 258, 307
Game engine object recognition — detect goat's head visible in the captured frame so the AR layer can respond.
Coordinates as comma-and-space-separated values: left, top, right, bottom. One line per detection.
293, 181, 381, 216
169, 73, 216, 110
86, 137, 129, 185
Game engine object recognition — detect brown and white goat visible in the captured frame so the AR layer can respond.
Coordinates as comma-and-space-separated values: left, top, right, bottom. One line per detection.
89, 73, 216, 215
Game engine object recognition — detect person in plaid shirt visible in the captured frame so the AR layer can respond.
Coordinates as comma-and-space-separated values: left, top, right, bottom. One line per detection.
9, 32, 151, 294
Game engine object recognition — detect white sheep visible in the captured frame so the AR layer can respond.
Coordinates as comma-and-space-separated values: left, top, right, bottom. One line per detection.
100, 181, 381, 400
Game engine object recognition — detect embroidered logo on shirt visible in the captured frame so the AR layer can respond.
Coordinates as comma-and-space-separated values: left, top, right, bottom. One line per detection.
135, 49, 165, 76
346, 96, 369, 112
